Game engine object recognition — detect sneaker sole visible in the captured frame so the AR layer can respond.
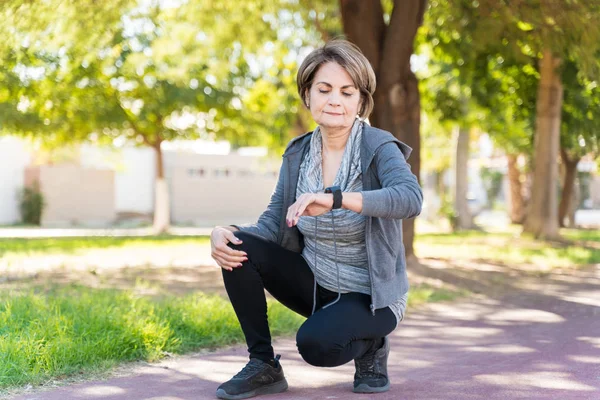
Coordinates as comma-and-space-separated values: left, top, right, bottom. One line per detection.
216, 379, 289, 400
353, 381, 390, 393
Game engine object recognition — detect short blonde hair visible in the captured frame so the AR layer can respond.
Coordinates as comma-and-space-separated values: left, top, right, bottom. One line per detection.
297, 39, 376, 119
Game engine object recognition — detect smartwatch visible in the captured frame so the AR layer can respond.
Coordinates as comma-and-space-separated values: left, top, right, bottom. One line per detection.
324, 186, 343, 210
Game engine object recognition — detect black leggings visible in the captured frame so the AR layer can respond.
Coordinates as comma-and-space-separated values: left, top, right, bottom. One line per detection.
222, 231, 397, 367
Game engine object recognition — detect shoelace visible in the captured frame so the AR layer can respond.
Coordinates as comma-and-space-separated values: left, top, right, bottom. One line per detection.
233, 355, 281, 379
233, 359, 265, 379
356, 351, 379, 378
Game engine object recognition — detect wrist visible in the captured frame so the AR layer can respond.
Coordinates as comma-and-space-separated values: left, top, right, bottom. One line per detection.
323, 193, 334, 209
216, 225, 238, 232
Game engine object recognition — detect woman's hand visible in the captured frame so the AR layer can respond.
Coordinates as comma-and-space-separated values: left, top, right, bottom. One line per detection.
286, 193, 333, 227
210, 227, 247, 271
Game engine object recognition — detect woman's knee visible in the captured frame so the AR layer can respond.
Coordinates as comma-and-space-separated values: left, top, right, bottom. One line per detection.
227, 231, 271, 255
227, 230, 252, 251
296, 324, 339, 367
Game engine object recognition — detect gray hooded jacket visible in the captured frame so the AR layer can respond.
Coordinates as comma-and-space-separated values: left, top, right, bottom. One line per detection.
235, 124, 423, 314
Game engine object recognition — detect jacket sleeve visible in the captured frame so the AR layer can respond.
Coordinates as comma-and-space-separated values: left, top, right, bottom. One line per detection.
232, 160, 284, 242
360, 142, 423, 219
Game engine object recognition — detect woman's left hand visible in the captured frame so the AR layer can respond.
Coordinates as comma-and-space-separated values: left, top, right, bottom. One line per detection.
286, 193, 334, 227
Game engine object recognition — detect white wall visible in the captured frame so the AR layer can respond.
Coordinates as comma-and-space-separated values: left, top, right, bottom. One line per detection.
0, 137, 31, 224
37, 164, 116, 227
165, 152, 279, 226
114, 147, 155, 214
80, 144, 155, 214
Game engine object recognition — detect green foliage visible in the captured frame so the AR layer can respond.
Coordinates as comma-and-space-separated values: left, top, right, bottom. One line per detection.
18, 183, 45, 225
419, 0, 484, 128
439, 193, 459, 231
480, 167, 504, 209
0, 1, 334, 154
422, 0, 600, 165
561, 60, 600, 159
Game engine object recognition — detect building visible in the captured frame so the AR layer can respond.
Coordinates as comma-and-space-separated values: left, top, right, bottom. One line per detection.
0, 136, 278, 227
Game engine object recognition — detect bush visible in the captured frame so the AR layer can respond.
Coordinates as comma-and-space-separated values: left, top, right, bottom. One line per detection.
480, 167, 504, 209
439, 194, 459, 231
19, 182, 45, 225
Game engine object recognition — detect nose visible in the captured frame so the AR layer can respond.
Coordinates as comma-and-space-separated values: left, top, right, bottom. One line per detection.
327, 91, 341, 106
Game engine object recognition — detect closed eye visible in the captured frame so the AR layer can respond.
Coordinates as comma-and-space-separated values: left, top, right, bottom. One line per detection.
318, 90, 354, 97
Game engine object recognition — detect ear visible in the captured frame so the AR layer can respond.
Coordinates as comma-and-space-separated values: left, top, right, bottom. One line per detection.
304, 89, 310, 108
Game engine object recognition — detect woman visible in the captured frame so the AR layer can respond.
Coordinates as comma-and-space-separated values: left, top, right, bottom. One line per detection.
210, 39, 423, 400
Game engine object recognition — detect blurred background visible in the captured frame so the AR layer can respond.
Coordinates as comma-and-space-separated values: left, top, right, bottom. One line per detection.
1, 0, 600, 394
1, 0, 599, 241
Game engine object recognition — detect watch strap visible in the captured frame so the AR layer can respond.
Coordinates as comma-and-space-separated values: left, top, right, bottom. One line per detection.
325, 186, 343, 209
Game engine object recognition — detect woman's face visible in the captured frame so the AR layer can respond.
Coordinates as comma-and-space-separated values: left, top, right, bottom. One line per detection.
307, 62, 361, 132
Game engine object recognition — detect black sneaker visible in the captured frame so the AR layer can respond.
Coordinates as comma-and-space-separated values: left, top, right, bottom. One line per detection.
353, 337, 390, 393
216, 354, 288, 400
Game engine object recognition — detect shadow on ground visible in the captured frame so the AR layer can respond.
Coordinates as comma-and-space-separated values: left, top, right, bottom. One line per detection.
7, 256, 600, 400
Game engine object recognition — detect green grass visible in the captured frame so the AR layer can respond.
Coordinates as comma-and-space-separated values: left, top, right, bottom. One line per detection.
561, 228, 600, 243
408, 284, 467, 305
415, 229, 600, 268
0, 235, 209, 257
0, 285, 302, 389
0, 283, 460, 390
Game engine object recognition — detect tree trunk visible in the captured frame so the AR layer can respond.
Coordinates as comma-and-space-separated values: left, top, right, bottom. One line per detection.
341, 0, 426, 258
153, 141, 170, 234
523, 49, 563, 239
507, 153, 525, 224
558, 147, 580, 228
567, 177, 580, 228
454, 127, 475, 229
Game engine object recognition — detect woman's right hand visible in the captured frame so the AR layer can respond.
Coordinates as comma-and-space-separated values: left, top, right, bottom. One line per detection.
210, 227, 248, 271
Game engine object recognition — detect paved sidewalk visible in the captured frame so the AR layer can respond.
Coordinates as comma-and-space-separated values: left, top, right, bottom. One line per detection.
9, 264, 600, 400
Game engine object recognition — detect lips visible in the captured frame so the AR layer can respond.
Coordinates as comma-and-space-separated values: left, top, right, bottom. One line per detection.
324, 112, 343, 116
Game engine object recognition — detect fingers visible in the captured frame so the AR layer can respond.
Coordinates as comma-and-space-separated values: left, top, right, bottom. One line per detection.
287, 194, 313, 227
214, 240, 247, 266
213, 248, 248, 271
225, 230, 243, 246
293, 200, 310, 224
210, 228, 248, 271
214, 252, 247, 271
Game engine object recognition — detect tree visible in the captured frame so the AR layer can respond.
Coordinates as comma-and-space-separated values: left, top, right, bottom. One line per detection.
0, 0, 128, 138
473, 54, 538, 224
476, 1, 600, 239
427, 0, 600, 237
559, 61, 600, 227
340, 0, 427, 257
3, 0, 302, 232
419, 1, 494, 230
